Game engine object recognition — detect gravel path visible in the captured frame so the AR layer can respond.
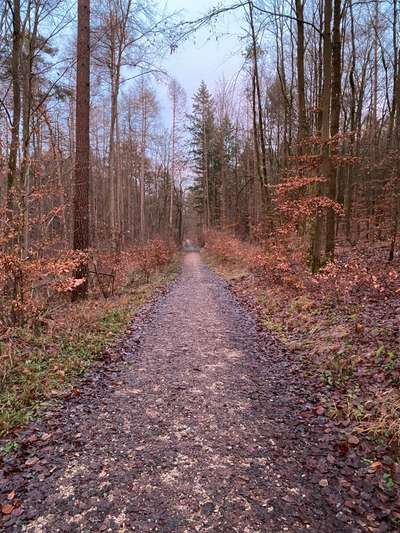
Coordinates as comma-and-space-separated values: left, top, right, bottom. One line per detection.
1, 253, 366, 532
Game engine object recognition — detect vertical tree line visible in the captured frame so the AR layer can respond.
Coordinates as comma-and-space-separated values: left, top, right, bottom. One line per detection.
186, 0, 400, 270
0, 0, 187, 314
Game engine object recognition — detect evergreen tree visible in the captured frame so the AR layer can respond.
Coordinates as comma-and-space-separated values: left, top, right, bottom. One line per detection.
187, 81, 216, 229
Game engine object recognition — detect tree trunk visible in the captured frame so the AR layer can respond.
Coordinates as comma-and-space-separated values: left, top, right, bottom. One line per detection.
325, 0, 341, 260
72, 0, 90, 300
389, 23, 400, 260
169, 91, 176, 234
6, 0, 22, 213
345, 0, 356, 242
248, 0, 271, 213
388, 1, 398, 148
311, 0, 332, 273
295, 0, 309, 145
140, 78, 146, 242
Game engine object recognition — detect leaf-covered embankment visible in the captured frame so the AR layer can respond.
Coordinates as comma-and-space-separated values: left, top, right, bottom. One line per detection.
205, 231, 399, 446
204, 230, 400, 523
0, 249, 179, 441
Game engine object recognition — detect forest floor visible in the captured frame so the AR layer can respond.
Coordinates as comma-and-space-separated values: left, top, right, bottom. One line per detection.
0, 258, 178, 439
0, 252, 398, 532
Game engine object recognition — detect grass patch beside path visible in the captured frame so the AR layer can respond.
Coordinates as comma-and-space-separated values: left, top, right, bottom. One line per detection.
0, 258, 179, 441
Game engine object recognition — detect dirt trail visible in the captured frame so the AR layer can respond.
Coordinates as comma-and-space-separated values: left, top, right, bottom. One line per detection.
2, 253, 366, 532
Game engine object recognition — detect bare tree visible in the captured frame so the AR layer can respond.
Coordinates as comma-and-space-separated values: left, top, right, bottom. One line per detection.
168, 78, 186, 238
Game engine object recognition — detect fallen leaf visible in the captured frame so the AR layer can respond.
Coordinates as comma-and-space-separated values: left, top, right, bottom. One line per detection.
337, 441, 349, 455
319, 479, 329, 487
369, 461, 382, 472
345, 499, 356, 509
339, 478, 350, 489
24, 456, 39, 467
348, 435, 360, 446
1, 503, 14, 515
7, 490, 15, 500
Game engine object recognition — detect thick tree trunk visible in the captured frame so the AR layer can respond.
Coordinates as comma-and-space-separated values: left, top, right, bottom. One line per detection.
388, 1, 398, 147
345, 0, 356, 242
295, 0, 309, 145
325, 0, 341, 260
6, 0, 22, 213
72, 0, 90, 300
311, 0, 332, 273
169, 91, 176, 234
140, 80, 147, 242
108, 26, 117, 245
20, 6, 41, 255
248, 0, 271, 213
389, 23, 400, 261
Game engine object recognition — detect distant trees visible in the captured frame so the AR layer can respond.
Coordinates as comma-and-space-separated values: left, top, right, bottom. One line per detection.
0, 0, 181, 313
1, 0, 400, 295
186, 0, 400, 270
92, 0, 158, 247
1, 0, 72, 244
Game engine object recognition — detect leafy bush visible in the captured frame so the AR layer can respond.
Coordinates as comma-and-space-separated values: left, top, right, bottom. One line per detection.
136, 239, 174, 282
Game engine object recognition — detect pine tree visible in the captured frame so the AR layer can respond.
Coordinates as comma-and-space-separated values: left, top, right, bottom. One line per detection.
187, 81, 216, 229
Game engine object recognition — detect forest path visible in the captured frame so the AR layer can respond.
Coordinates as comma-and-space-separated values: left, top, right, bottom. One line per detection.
4, 253, 356, 532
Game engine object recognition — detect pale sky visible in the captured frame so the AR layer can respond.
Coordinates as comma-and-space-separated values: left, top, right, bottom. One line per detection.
55, 0, 246, 126
158, 0, 245, 123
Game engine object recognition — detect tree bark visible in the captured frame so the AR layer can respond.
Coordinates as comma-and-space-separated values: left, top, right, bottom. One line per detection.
325, 0, 341, 260
295, 0, 309, 145
311, 0, 332, 273
248, 0, 271, 213
169, 90, 176, 233
140, 78, 147, 241
72, 0, 90, 300
6, 0, 22, 213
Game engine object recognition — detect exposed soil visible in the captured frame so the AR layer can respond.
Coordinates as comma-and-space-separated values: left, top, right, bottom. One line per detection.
0, 253, 397, 532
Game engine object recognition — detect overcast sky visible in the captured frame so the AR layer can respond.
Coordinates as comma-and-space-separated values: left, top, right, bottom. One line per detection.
158, 0, 245, 123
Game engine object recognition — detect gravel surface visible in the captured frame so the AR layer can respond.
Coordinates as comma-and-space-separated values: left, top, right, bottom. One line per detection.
0, 252, 384, 532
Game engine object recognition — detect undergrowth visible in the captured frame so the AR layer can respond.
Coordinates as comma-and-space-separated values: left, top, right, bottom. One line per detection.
204, 231, 400, 448
0, 257, 179, 439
